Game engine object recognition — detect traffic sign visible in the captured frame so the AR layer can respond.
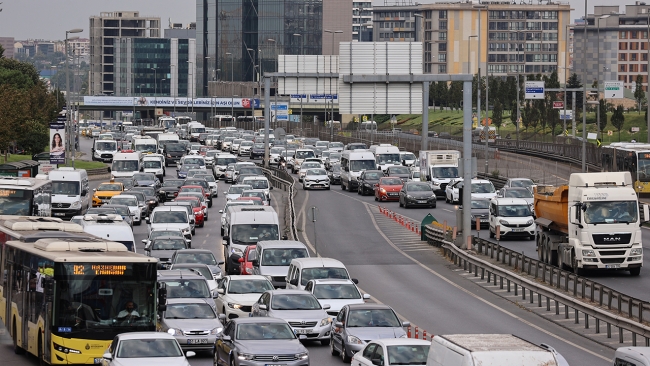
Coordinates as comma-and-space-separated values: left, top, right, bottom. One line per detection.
553, 101, 564, 109
563, 129, 569, 137
604, 81, 624, 99
290, 94, 307, 99
525, 81, 545, 100
607, 130, 613, 136
597, 139, 602, 147
362, 115, 368, 122
560, 110, 573, 120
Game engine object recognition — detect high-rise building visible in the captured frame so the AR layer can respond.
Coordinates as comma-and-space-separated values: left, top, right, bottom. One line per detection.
89, 11, 161, 96
195, 0, 352, 97
353, 1, 372, 42
114, 37, 195, 98
372, 1, 571, 80
0, 37, 15, 58
573, 4, 650, 92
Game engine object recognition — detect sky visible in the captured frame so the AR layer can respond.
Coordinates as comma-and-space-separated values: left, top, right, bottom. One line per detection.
0, 0, 617, 41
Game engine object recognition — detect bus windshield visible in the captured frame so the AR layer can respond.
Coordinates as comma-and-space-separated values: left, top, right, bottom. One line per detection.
53, 262, 157, 334
0, 188, 33, 215
231, 224, 279, 244
135, 144, 157, 153
191, 127, 206, 134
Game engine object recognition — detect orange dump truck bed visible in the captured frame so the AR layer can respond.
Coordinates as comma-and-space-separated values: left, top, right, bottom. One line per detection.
534, 185, 569, 234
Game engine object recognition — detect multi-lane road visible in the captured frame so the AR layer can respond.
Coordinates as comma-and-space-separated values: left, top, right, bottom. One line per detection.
1, 136, 625, 366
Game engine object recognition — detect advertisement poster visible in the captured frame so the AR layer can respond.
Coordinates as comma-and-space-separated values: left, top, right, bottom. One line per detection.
49, 120, 66, 164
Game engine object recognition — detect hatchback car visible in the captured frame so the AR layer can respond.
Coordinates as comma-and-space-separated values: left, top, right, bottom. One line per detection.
304, 279, 370, 317
298, 162, 323, 182
145, 236, 190, 268
385, 165, 411, 183
214, 317, 309, 366
109, 195, 142, 225
159, 299, 224, 354
214, 275, 275, 319
174, 196, 206, 227
251, 289, 332, 345
328, 165, 342, 185
169, 249, 224, 280
398, 181, 436, 208
100, 332, 195, 366
330, 304, 410, 362
302, 168, 330, 190
351, 338, 431, 366
357, 170, 384, 196
225, 184, 253, 201
469, 198, 491, 230
158, 179, 184, 202
374, 177, 404, 202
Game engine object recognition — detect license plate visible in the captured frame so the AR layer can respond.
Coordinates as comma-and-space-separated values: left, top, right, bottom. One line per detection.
418, 200, 427, 203
265, 364, 287, 366
606, 264, 621, 269
187, 339, 209, 344
294, 329, 312, 334
94, 358, 103, 364
389, 193, 398, 196
53, 212, 66, 217
512, 228, 524, 232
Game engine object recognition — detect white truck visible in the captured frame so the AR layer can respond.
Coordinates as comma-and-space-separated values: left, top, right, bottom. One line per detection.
535, 172, 649, 276
426, 334, 568, 366
419, 150, 460, 198
369, 144, 401, 172
187, 121, 206, 142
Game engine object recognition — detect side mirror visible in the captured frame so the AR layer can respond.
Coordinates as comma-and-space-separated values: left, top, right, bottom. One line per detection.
145, 217, 150, 224
93, 188, 97, 192
144, 245, 150, 251
102, 353, 113, 361
402, 321, 411, 327
141, 239, 147, 244
351, 278, 359, 284
238, 257, 244, 263
219, 210, 223, 213
363, 293, 371, 299
644, 204, 650, 223
217, 288, 225, 294
269, 186, 273, 190
289, 278, 299, 286
322, 304, 331, 310
344, 167, 350, 172
218, 314, 227, 322
251, 260, 259, 267
218, 261, 225, 265
186, 351, 197, 358
335, 321, 343, 328
259, 304, 268, 310
222, 236, 230, 245
372, 358, 383, 366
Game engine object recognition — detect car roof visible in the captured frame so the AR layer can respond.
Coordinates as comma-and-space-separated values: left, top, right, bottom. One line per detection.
230, 317, 288, 324
491, 197, 530, 205
308, 279, 356, 285
152, 206, 188, 212
371, 339, 431, 346
117, 332, 176, 340
291, 257, 345, 267
226, 274, 269, 281
257, 240, 307, 249
174, 249, 213, 254
347, 303, 392, 310
267, 289, 312, 296
152, 236, 186, 241
157, 269, 206, 279
165, 298, 212, 306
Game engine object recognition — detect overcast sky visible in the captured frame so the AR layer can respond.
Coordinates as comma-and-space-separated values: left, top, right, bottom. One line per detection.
0, 0, 615, 41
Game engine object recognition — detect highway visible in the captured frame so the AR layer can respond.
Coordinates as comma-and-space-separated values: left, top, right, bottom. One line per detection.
1, 136, 620, 366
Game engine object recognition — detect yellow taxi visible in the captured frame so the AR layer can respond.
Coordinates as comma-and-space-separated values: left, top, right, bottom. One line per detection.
92, 179, 124, 207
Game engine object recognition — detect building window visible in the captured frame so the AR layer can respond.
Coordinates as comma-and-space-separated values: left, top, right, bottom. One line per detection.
439, 20, 447, 30
438, 43, 447, 52
439, 10, 447, 19
631, 31, 638, 39
643, 64, 648, 72
620, 31, 627, 39
630, 64, 638, 72
438, 64, 447, 73
619, 75, 627, 83
439, 32, 447, 41
631, 53, 638, 61
631, 42, 639, 50
438, 53, 446, 62
380, 33, 384, 39
620, 64, 627, 72
644, 53, 649, 61
619, 42, 628, 50
620, 53, 627, 61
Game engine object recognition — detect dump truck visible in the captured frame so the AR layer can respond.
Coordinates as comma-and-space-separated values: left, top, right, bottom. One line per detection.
534, 172, 648, 276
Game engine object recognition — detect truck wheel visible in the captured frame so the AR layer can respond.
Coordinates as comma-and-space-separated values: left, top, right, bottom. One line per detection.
572, 256, 584, 276
630, 267, 641, 276
489, 228, 494, 239
549, 249, 558, 266
558, 251, 566, 270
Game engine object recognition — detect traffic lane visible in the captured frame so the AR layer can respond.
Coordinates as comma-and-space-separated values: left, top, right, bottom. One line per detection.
298, 181, 613, 365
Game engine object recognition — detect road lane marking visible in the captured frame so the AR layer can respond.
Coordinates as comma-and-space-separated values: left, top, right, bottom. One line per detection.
442, 209, 454, 213
361, 203, 610, 362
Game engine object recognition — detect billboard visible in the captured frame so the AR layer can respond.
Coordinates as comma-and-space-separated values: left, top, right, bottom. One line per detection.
83, 96, 261, 109
604, 81, 624, 99
49, 119, 66, 164
525, 81, 545, 99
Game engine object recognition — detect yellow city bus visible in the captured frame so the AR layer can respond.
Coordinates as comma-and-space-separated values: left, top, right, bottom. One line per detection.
0, 216, 159, 364
601, 143, 650, 195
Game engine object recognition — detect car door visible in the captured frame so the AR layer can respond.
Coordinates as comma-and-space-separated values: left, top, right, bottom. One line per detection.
357, 343, 378, 366
216, 322, 235, 365
399, 185, 407, 202
372, 344, 386, 366
332, 306, 347, 350
214, 278, 228, 312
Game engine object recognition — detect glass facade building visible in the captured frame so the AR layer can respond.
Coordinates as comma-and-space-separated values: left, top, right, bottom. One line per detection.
196, 0, 325, 96
115, 38, 194, 97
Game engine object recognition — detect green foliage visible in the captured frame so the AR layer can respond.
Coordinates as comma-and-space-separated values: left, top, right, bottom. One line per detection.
611, 105, 626, 141
566, 73, 583, 111
598, 99, 608, 131
635, 74, 645, 114
0, 44, 4, 58
492, 99, 503, 132
17, 120, 49, 154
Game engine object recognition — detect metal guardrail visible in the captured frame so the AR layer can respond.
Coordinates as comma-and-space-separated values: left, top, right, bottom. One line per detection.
477, 172, 507, 190
424, 225, 650, 346
86, 167, 110, 176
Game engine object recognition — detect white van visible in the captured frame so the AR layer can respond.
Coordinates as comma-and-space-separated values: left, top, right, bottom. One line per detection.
489, 197, 536, 240
291, 149, 316, 174
133, 137, 158, 154
92, 139, 119, 162
75, 214, 136, 252
142, 154, 165, 182
251, 240, 310, 288
111, 152, 142, 178
49, 167, 90, 218
426, 334, 568, 366
285, 257, 354, 290
157, 133, 180, 153
370, 144, 401, 172
222, 206, 280, 275
614, 347, 650, 366
340, 150, 376, 192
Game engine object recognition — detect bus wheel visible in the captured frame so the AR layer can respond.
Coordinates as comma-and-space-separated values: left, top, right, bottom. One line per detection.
38, 334, 46, 366
13, 320, 25, 355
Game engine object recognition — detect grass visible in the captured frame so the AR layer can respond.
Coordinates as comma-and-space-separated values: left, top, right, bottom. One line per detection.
382, 108, 650, 144
0, 153, 106, 170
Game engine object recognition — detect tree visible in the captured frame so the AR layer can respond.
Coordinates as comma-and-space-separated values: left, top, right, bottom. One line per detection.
0, 44, 4, 58
17, 120, 49, 154
598, 99, 608, 132
611, 105, 626, 141
448, 81, 463, 111
635, 74, 645, 114
492, 99, 503, 133
566, 73, 583, 111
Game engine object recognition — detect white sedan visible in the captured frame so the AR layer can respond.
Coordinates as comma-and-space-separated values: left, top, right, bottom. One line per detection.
445, 178, 463, 204
298, 162, 324, 182
304, 279, 369, 316
100, 332, 194, 366
351, 338, 431, 366
302, 168, 331, 190
214, 275, 274, 319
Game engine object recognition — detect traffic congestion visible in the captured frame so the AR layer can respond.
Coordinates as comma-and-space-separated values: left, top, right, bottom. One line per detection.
0, 117, 635, 366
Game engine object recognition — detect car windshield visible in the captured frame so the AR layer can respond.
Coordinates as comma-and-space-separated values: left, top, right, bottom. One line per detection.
377, 153, 401, 165
241, 141, 253, 146
471, 182, 495, 193
143, 160, 162, 169
301, 267, 349, 286
432, 167, 459, 178
111, 197, 138, 206
191, 145, 202, 150
511, 179, 534, 188
195, 175, 216, 183
97, 183, 122, 191
166, 143, 184, 152
183, 157, 204, 165
407, 183, 432, 192
381, 178, 403, 186
110, 206, 130, 216
389, 166, 410, 174
302, 163, 320, 169
52, 181, 80, 195
180, 187, 203, 193
584, 201, 638, 224
117, 339, 183, 358
163, 279, 211, 298
134, 173, 156, 181
241, 191, 266, 200
307, 169, 327, 176
296, 150, 315, 159
497, 205, 531, 217
206, 151, 218, 157
163, 180, 183, 187
151, 239, 187, 251
471, 200, 490, 209
261, 248, 308, 266
228, 186, 252, 194
228, 279, 274, 294
236, 323, 296, 340
165, 303, 216, 319
329, 142, 344, 148
387, 345, 430, 365
350, 160, 376, 171
86, 208, 118, 215
95, 141, 117, 150
347, 309, 401, 327
243, 179, 268, 189
313, 283, 361, 299
174, 252, 218, 265
150, 230, 183, 240
112, 161, 139, 172
503, 188, 533, 198
401, 153, 417, 161
152, 211, 188, 223
231, 224, 279, 244
134, 187, 155, 196
181, 164, 199, 172
254, 144, 265, 149
271, 293, 321, 310
332, 166, 341, 173
330, 153, 341, 160
217, 157, 237, 165
364, 172, 382, 180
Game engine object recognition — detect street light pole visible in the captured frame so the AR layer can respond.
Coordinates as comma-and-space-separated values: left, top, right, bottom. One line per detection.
474, 4, 488, 174
226, 52, 235, 122
186, 61, 194, 115
582, 0, 587, 172
597, 15, 610, 143
65, 28, 82, 167
325, 30, 343, 142
647, 13, 650, 143
151, 68, 157, 121
294, 33, 303, 134
161, 78, 167, 122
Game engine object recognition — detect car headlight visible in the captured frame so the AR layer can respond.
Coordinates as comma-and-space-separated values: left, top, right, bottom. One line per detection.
231, 247, 244, 256
320, 317, 332, 327
238, 353, 254, 361
631, 248, 643, 255
380, 188, 387, 193
228, 302, 243, 309
296, 352, 309, 360
167, 328, 183, 336
69, 200, 82, 209
498, 219, 509, 226
210, 327, 223, 335
582, 249, 596, 257
526, 220, 534, 226
406, 195, 413, 199
347, 335, 364, 345
147, 199, 156, 204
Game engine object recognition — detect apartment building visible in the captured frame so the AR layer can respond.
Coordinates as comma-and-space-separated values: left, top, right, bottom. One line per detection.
89, 11, 161, 95
353, 1, 373, 41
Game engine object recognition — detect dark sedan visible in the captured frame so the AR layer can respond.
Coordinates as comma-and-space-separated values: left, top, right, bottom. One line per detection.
385, 165, 411, 183
250, 143, 265, 159
357, 170, 384, 196
468, 198, 490, 229
328, 165, 342, 185
131, 186, 160, 211
158, 179, 184, 202
398, 181, 437, 208
177, 164, 200, 179
133, 172, 161, 189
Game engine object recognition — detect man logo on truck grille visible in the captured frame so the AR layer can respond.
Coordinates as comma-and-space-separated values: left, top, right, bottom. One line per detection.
603, 237, 621, 242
